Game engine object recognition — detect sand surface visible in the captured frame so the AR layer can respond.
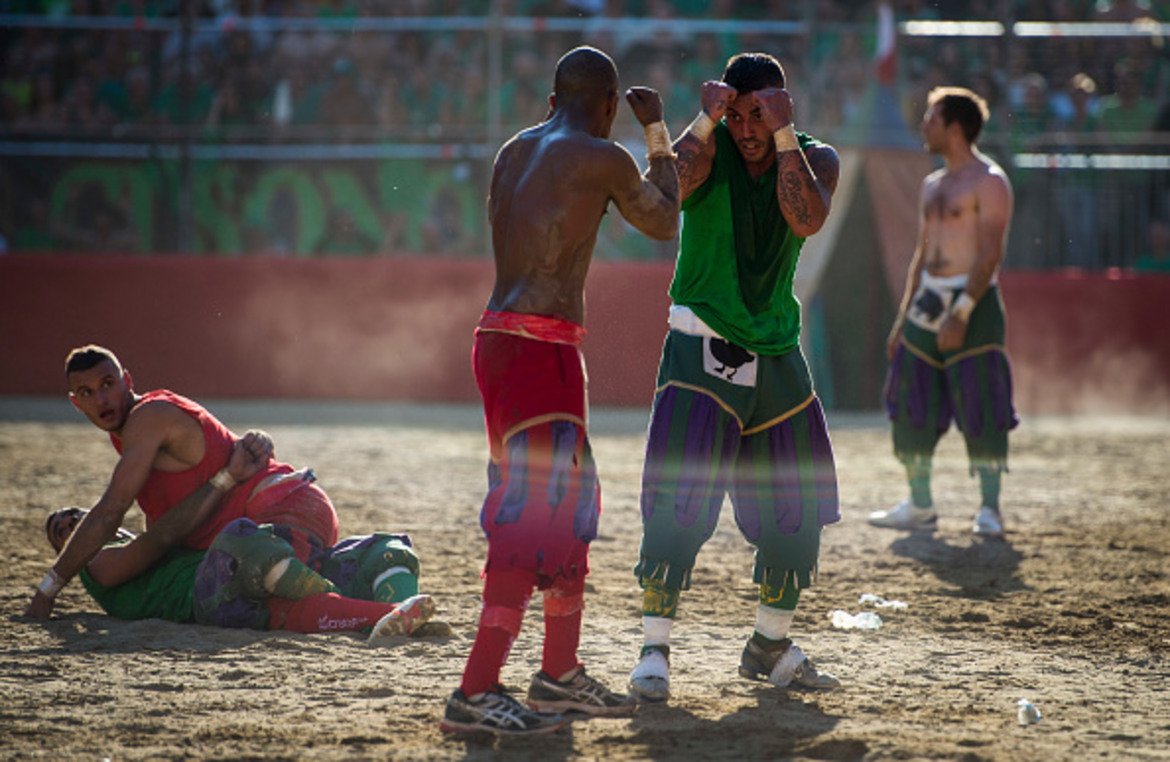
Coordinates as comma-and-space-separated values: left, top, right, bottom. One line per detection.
2, 401, 1168, 760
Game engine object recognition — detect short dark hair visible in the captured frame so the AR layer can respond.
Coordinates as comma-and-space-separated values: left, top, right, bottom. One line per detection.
45, 507, 87, 550
722, 52, 785, 94
553, 46, 618, 106
65, 345, 121, 378
927, 86, 989, 144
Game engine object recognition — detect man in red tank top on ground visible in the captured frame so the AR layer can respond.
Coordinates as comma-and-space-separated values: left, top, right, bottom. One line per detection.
25, 345, 432, 635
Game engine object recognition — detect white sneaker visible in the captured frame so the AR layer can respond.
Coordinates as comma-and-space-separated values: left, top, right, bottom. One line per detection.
629, 648, 670, 703
972, 506, 1005, 538
868, 499, 937, 530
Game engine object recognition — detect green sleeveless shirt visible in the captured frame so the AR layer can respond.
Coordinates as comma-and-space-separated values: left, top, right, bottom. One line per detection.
669, 122, 820, 355
80, 544, 203, 622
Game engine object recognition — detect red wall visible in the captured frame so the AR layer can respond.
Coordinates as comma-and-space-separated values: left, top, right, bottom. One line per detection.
2, 255, 1167, 414
0, 255, 671, 406
999, 269, 1170, 415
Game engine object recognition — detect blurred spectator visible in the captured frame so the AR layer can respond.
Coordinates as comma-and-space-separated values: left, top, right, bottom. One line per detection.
319, 57, 377, 128
1097, 59, 1159, 266
1097, 58, 1160, 140
1006, 72, 1053, 268
1051, 73, 1102, 269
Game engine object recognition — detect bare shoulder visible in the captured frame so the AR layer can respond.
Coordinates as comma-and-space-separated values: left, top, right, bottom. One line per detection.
806, 142, 840, 190
121, 398, 189, 442
977, 159, 1013, 197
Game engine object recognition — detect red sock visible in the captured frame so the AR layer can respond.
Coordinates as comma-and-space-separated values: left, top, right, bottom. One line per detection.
266, 593, 395, 633
460, 568, 534, 697
542, 577, 584, 679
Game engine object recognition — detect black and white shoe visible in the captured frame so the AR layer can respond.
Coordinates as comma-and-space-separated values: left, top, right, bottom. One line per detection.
527, 667, 636, 716
439, 686, 566, 736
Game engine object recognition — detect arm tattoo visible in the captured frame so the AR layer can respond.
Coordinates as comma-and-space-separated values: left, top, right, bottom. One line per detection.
676, 142, 704, 198
647, 155, 680, 209
778, 156, 813, 230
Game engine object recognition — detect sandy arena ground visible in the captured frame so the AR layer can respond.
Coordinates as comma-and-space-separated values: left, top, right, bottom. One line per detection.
1, 400, 1168, 761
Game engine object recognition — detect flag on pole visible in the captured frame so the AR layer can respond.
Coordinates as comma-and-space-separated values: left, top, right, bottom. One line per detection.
875, 1, 896, 86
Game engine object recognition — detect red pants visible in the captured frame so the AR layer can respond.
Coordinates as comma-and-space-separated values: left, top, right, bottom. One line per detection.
473, 321, 599, 582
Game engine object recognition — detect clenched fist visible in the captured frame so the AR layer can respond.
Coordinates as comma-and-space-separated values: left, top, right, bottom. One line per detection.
625, 87, 664, 126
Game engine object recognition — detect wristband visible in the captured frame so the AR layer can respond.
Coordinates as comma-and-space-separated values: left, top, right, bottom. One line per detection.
773, 124, 799, 152
951, 293, 977, 322
686, 110, 716, 142
37, 569, 65, 598
210, 468, 236, 492
643, 121, 674, 160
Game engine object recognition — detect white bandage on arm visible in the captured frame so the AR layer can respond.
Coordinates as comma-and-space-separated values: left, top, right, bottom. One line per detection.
37, 568, 65, 598
773, 124, 799, 152
951, 293, 977, 322
644, 120, 674, 160
210, 468, 236, 492
686, 110, 716, 142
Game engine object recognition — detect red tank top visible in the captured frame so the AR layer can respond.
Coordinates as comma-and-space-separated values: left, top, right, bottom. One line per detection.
110, 390, 271, 549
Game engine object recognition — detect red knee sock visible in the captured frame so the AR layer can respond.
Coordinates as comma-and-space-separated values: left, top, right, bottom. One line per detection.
460, 568, 534, 697
267, 593, 395, 633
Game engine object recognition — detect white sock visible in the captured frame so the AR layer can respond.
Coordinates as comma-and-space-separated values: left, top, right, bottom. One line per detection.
754, 605, 795, 641
643, 615, 673, 650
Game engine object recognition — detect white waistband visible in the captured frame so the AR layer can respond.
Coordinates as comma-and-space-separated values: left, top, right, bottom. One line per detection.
668, 305, 723, 339
919, 271, 998, 291
919, 271, 969, 290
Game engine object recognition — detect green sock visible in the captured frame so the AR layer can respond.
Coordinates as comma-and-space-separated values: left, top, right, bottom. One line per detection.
373, 571, 419, 604
978, 466, 1001, 511
906, 456, 933, 508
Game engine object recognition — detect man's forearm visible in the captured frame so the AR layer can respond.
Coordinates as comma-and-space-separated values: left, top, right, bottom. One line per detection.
88, 474, 236, 588
777, 151, 830, 236
964, 246, 1002, 303
646, 155, 680, 211
44, 507, 126, 592
139, 478, 230, 551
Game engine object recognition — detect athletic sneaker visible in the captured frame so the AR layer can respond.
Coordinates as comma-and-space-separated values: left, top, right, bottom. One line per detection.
527, 667, 636, 716
972, 506, 1005, 538
439, 686, 566, 736
739, 638, 840, 690
628, 647, 670, 703
867, 499, 938, 530
366, 594, 436, 642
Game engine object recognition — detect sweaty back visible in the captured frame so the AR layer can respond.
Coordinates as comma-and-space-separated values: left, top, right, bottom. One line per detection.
488, 124, 613, 323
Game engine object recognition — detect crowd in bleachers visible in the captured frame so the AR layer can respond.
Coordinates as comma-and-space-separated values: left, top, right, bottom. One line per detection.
3, 0, 1168, 139
1, 0, 1168, 266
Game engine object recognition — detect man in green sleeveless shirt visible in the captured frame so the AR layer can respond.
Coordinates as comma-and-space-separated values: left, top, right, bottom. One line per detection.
629, 52, 842, 701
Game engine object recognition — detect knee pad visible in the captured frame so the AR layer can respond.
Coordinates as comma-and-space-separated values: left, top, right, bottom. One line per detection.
208, 519, 296, 599
480, 605, 524, 637
376, 536, 420, 577
542, 588, 584, 618
372, 566, 419, 604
